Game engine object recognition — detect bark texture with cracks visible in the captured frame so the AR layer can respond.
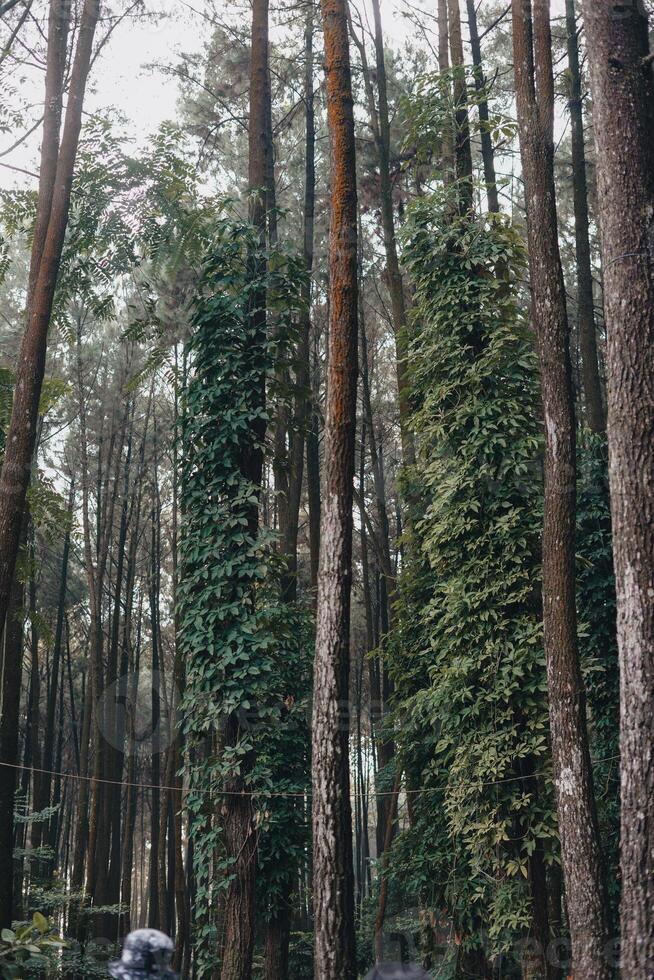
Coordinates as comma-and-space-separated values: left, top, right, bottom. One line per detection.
580, 1, 654, 975
512, 2, 611, 977
312, 1, 359, 978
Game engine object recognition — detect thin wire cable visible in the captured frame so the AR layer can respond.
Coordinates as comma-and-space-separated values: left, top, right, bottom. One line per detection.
0, 754, 621, 800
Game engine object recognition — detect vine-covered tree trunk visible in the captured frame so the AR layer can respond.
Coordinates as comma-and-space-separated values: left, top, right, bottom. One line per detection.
312, 1, 358, 978
0, 0, 100, 643
511, 3, 611, 977
565, 0, 605, 434
580, 2, 654, 975
220, 3, 269, 978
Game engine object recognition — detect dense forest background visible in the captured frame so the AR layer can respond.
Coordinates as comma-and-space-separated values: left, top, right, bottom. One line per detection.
0, 0, 652, 978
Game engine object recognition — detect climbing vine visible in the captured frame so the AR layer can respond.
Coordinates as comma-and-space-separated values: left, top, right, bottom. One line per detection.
178, 218, 309, 974
388, 193, 557, 964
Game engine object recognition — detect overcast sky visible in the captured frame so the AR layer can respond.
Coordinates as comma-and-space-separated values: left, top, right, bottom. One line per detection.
1, 0, 434, 191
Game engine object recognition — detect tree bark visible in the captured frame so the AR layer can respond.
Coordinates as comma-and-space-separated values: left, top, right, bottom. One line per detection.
565, 0, 605, 434
579, 2, 654, 975
438, 0, 455, 178
448, 0, 474, 212
511, 2, 611, 977
373, 771, 401, 962
0, 0, 100, 643
351, 0, 415, 467
40, 481, 73, 839
261, 11, 317, 976
465, 0, 500, 213
262, 878, 292, 980
306, 347, 321, 594
279, 0, 316, 606
312, 2, 358, 977
0, 528, 24, 927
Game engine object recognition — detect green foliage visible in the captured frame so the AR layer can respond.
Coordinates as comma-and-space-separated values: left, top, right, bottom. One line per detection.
403, 68, 516, 184
0, 913, 66, 979
178, 217, 309, 975
255, 597, 312, 920
389, 194, 556, 957
287, 932, 314, 980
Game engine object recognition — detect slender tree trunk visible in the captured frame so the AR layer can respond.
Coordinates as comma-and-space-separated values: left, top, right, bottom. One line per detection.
103, 430, 134, 939
306, 347, 321, 594
27, 546, 45, 864
0, 0, 100, 642
565, 0, 605, 434
351, 0, 415, 468
511, 3, 611, 977
438, 0, 455, 177
580, 2, 654, 975
448, 0, 474, 212
279, 0, 316, 605
374, 771, 401, 962
312, 3, 358, 978
39, 481, 73, 853
304, 26, 321, 597
70, 658, 92, 924
148, 501, 161, 930
359, 304, 395, 859
170, 356, 188, 970
466, 0, 500, 213
262, 878, 293, 980
120, 605, 143, 936
0, 528, 24, 927
262, 16, 316, 976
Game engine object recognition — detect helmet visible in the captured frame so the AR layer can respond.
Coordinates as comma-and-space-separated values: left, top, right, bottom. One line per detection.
364, 966, 431, 980
109, 929, 178, 980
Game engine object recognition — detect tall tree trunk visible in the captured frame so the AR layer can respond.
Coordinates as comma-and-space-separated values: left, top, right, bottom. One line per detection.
359, 303, 395, 859
27, 543, 46, 868
465, 0, 500, 213
438, 0, 455, 177
0, 529, 24, 927
0, 0, 100, 642
280, 0, 316, 605
351, 0, 415, 467
580, 2, 654, 975
448, 0, 474, 212
38, 480, 73, 855
120, 603, 143, 936
306, 344, 321, 594
565, 0, 605, 434
511, 3, 611, 977
373, 771, 401, 962
312, 2, 358, 978
170, 353, 188, 969
148, 498, 161, 930
220, 4, 270, 979
70, 657, 92, 931
262, 878, 293, 980
262, 12, 317, 977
